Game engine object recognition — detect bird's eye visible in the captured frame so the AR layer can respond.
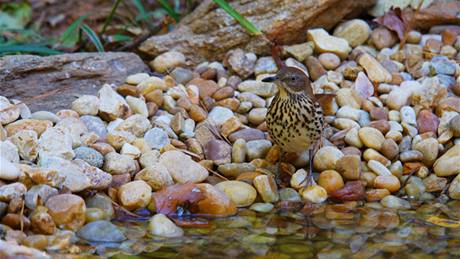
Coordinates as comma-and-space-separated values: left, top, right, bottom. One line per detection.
291, 76, 297, 81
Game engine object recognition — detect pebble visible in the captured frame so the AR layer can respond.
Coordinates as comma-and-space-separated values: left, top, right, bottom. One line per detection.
423, 174, 447, 193
5, 119, 53, 137
148, 214, 183, 237
250, 203, 274, 213
307, 28, 351, 59
449, 174, 460, 199
371, 27, 398, 50
144, 127, 170, 150
301, 185, 328, 204
0, 155, 20, 181
284, 42, 314, 62
196, 183, 237, 216
25, 185, 58, 210
358, 53, 392, 83
85, 194, 114, 220
77, 220, 126, 242
74, 146, 104, 168
0, 183, 27, 202
9, 130, 38, 161
416, 110, 439, 134
80, 115, 107, 140
333, 19, 371, 47
103, 152, 137, 175
215, 180, 257, 207
246, 140, 272, 161
38, 127, 74, 160
253, 175, 279, 203
159, 150, 208, 183
126, 96, 148, 117
359, 127, 385, 150
434, 144, 460, 177
228, 128, 265, 143
208, 106, 234, 127
150, 51, 186, 73
318, 53, 341, 70
232, 139, 247, 163
381, 195, 411, 209
354, 72, 374, 100
405, 176, 426, 198
305, 56, 326, 81
313, 146, 344, 171
0, 97, 20, 125
126, 73, 150, 85
118, 180, 152, 210
400, 106, 416, 125
374, 175, 401, 193
248, 108, 267, 125
238, 80, 277, 97
367, 160, 391, 176
31, 111, 60, 124
336, 155, 361, 180
30, 208, 56, 235
449, 115, 460, 137
224, 48, 256, 78
254, 57, 278, 75
204, 139, 232, 165
400, 150, 423, 162
279, 188, 301, 201
318, 170, 344, 193
97, 84, 130, 120
73, 159, 112, 190
71, 95, 99, 116
46, 194, 86, 231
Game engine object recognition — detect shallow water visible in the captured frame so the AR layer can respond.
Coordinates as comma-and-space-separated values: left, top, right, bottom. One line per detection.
72, 199, 460, 258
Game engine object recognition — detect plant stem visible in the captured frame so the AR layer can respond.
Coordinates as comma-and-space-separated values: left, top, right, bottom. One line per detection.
101, 0, 123, 35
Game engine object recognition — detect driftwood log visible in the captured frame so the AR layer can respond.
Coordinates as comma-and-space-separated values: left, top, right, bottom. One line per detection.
0, 52, 149, 112
139, 0, 376, 64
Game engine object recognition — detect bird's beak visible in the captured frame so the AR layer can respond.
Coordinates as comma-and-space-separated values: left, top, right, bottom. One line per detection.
262, 75, 278, 83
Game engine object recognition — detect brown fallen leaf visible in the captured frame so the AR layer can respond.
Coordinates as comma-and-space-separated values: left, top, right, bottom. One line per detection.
153, 183, 205, 216
375, 7, 408, 41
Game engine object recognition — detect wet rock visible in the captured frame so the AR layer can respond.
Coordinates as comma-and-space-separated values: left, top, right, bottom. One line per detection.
374, 175, 401, 193
77, 220, 126, 242
224, 49, 257, 78
307, 28, 351, 59
144, 127, 170, 150
196, 183, 237, 216
250, 203, 274, 213
46, 194, 86, 231
333, 19, 371, 47
118, 180, 152, 210
405, 176, 426, 198
215, 180, 257, 207
74, 146, 104, 168
301, 185, 328, 203
449, 174, 460, 199
423, 174, 447, 192
159, 150, 208, 183
253, 175, 279, 203
381, 195, 411, 209
148, 214, 183, 237
150, 51, 186, 73
434, 144, 460, 177
318, 170, 344, 193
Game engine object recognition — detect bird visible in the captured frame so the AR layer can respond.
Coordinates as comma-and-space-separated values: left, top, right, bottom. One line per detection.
262, 46, 334, 186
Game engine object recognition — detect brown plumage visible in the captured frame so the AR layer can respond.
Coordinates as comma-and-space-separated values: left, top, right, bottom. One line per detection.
262, 46, 334, 185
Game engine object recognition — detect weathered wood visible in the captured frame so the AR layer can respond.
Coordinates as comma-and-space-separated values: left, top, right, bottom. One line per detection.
0, 52, 149, 112
139, 0, 376, 65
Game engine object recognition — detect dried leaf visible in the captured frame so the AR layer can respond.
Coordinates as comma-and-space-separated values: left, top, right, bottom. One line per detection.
375, 8, 407, 41
153, 183, 205, 215
425, 216, 460, 228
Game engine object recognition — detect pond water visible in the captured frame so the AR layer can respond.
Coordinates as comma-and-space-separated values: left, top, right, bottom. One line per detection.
79, 199, 459, 258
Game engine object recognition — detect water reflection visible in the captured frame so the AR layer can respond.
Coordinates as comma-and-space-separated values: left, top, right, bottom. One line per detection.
97, 200, 460, 258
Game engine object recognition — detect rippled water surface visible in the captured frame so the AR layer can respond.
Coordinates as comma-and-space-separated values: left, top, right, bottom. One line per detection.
73, 199, 460, 258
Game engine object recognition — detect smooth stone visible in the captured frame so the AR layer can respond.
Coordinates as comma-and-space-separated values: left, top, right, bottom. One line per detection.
148, 214, 183, 237
74, 146, 104, 168
77, 220, 126, 242
9, 130, 38, 161
208, 107, 234, 127
313, 146, 344, 171
39, 156, 91, 192
204, 139, 232, 165
135, 164, 173, 191
246, 140, 272, 161
284, 42, 314, 62
159, 150, 208, 183
25, 185, 58, 210
224, 48, 256, 78
0, 96, 20, 125
170, 67, 193, 85
126, 96, 148, 116
98, 84, 130, 120
103, 152, 137, 176
250, 203, 274, 213
73, 159, 112, 190
238, 80, 277, 97
333, 19, 371, 47
80, 115, 107, 140
46, 194, 86, 231
150, 51, 186, 73
367, 160, 391, 176
318, 53, 341, 70
85, 194, 114, 220
215, 180, 257, 207
217, 163, 256, 178
144, 128, 169, 149
232, 139, 247, 163
253, 175, 279, 203
228, 128, 265, 143
404, 177, 426, 198
248, 108, 267, 125
434, 144, 460, 176
118, 180, 152, 210
196, 183, 237, 217
71, 95, 99, 116
307, 28, 351, 59
399, 150, 423, 162
449, 174, 460, 199
449, 115, 460, 137
400, 106, 416, 125
0, 183, 27, 202
359, 127, 385, 150
254, 57, 278, 75
301, 185, 328, 204
381, 195, 411, 209
0, 156, 20, 181
38, 127, 74, 160
126, 72, 150, 85
354, 72, 374, 99
336, 155, 361, 180
279, 188, 302, 201
358, 53, 392, 83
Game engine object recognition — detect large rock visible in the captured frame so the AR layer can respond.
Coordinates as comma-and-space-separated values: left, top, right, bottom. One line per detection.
139, 0, 376, 64
0, 52, 149, 112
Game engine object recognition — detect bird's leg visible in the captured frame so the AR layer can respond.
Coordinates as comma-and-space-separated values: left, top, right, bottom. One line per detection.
276, 150, 285, 185
306, 148, 315, 187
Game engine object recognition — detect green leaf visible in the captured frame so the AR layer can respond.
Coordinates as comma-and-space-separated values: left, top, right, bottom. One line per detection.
59, 15, 87, 47
101, 0, 123, 35
0, 3, 32, 30
132, 0, 149, 22
212, 0, 261, 35
0, 44, 62, 56
109, 34, 133, 43
158, 0, 180, 22
81, 24, 104, 52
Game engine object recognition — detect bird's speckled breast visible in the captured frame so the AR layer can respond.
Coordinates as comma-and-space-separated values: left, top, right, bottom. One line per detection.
266, 92, 323, 153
